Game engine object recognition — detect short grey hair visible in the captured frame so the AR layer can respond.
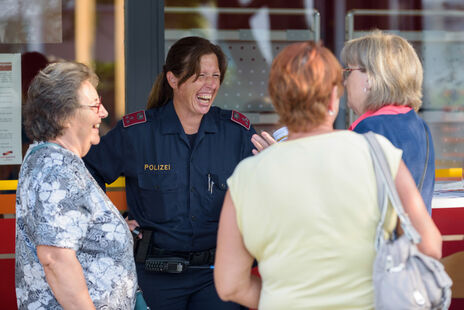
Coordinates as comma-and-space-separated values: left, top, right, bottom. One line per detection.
24, 61, 98, 141
341, 30, 423, 112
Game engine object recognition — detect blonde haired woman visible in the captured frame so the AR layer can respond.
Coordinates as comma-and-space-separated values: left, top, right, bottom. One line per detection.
342, 30, 435, 214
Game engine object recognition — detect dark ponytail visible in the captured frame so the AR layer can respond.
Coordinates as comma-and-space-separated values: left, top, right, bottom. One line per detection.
146, 68, 172, 109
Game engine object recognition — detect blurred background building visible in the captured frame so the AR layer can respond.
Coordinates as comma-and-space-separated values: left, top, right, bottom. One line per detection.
2, 1, 464, 308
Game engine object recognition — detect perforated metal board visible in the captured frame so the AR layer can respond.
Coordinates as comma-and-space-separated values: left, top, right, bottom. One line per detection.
164, 7, 319, 125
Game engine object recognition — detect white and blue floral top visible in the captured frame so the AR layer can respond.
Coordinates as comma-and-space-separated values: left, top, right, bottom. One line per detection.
15, 142, 137, 309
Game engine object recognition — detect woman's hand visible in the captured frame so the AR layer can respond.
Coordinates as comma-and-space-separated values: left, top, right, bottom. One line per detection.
125, 217, 142, 239
251, 131, 276, 155
395, 161, 442, 259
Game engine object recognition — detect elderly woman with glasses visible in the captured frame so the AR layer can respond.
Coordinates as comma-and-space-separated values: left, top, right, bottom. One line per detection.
15, 62, 138, 309
214, 41, 441, 309
342, 30, 435, 214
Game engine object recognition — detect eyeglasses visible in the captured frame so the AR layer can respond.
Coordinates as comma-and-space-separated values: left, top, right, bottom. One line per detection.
343, 67, 364, 80
81, 96, 102, 113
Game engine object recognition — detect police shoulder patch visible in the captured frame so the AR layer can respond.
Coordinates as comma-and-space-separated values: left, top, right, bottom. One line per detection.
230, 110, 250, 130
123, 110, 146, 128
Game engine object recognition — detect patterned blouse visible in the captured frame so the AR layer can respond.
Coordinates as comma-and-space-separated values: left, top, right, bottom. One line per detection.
15, 142, 137, 309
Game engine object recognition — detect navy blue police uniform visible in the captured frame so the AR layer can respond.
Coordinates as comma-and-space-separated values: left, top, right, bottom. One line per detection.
84, 100, 256, 310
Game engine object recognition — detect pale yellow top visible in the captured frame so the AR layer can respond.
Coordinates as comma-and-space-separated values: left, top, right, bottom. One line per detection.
228, 131, 402, 310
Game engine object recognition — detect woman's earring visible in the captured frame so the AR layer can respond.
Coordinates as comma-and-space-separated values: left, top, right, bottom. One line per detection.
328, 110, 334, 116
363, 87, 367, 92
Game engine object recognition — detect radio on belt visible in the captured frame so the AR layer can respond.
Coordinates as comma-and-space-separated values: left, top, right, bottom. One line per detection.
145, 257, 188, 273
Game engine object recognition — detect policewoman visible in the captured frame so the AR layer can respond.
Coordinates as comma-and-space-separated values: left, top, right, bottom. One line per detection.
84, 36, 255, 309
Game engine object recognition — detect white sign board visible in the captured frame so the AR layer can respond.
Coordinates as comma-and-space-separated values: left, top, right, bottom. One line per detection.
0, 54, 21, 165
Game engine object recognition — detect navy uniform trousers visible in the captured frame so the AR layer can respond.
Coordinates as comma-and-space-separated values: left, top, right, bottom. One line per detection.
84, 101, 255, 309
137, 264, 241, 309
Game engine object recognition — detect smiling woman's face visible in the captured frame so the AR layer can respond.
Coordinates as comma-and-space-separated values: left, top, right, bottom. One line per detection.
64, 80, 108, 157
170, 53, 221, 118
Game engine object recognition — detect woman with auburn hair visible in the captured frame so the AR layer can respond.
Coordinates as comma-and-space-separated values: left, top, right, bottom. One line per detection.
214, 41, 441, 309
341, 30, 435, 214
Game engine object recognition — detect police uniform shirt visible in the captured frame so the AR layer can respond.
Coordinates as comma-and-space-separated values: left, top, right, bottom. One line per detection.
84, 101, 256, 252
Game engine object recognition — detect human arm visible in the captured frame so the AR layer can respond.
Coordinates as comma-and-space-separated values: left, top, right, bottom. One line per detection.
26, 159, 96, 309
395, 160, 442, 259
125, 217, 142, 238
214, 191, 261, 308
37, 245, 95, 310
251, 131, 276, 155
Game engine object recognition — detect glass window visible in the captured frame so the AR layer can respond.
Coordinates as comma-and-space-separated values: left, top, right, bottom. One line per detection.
0, 0, 124, 180
164, 1, 464, 173
165, 1, 319, 133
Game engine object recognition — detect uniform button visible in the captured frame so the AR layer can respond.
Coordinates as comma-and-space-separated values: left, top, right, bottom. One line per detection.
220, 183, 226, 190
191, 215, 196, 221
190, 187, 195, 192
154, 185, 160, 190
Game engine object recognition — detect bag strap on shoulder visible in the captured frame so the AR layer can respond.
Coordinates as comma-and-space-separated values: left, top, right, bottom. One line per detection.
417, 121, 429, 192
363, 132, 422, 247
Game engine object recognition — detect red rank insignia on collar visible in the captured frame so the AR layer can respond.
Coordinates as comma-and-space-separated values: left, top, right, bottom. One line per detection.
231, 110, 250, 130
123, 110, 146, 128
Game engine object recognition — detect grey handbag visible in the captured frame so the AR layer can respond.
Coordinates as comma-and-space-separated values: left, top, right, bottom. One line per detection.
364, 132, 452, 310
